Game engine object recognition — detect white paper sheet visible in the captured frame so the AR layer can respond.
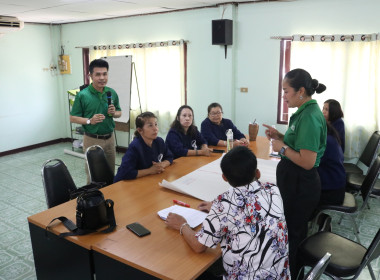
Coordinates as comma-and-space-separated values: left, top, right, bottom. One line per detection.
159, 156, 278, 201
157, 205, 208, 228
256, 158, 279, 184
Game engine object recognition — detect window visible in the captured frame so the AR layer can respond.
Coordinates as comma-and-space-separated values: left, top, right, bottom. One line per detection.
290, 34, 380, 158
277, 39, 291, 124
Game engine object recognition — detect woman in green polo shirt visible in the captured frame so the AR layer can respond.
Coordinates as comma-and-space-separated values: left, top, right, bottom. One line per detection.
263, 68, 327, 279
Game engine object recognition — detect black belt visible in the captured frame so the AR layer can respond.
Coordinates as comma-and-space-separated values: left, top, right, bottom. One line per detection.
84, 132, 112, 140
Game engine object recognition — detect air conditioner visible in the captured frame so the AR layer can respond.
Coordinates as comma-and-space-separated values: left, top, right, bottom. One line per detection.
0, 16, 24, 34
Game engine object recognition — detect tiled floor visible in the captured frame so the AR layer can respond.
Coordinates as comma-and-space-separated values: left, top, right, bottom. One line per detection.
0, 142, 379, 279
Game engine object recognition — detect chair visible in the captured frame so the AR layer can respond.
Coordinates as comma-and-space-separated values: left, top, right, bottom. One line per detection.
346, 172, 380, 195
297, 229, 380, 280
41, 159, 77, 208
344, 131, 380, 174
85, 145, 114, 186
371, 184, 380, 197
316, 155, 380, 243
298, 252, 331, 280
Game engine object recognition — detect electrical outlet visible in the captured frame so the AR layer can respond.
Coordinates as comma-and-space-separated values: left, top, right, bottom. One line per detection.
240, 87, 248, 93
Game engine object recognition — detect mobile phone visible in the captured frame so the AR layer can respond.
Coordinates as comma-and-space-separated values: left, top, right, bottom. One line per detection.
126, 222, 151, 237
212, 149, 224, 153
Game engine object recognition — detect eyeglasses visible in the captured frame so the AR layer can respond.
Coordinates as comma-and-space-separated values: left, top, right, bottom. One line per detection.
209, 111, 223, 116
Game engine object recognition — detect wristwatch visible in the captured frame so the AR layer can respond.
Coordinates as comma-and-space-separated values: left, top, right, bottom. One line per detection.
86, 119, 91, 125
279, 145, 288, 156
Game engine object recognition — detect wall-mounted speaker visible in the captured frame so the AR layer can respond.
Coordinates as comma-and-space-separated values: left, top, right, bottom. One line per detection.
212, 19, 233, 45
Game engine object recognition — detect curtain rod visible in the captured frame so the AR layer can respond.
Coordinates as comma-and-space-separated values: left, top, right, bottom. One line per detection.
75, 39, 189, 49
270, 36, 292, 40
271, 34, 377, 40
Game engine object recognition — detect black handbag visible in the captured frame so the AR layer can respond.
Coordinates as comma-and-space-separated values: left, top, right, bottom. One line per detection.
69, 181, 106, 199
47, 189, 116, 237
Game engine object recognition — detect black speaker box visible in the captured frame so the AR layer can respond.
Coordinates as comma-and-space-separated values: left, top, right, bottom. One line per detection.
212, 19, 233, 45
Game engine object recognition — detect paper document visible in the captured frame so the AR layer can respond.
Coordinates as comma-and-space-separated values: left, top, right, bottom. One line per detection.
157, 205, 207, 228
256, 158, 279, 184
159, 156, 278, 201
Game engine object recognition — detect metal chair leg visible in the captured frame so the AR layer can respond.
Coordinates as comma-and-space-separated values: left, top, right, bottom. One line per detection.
349, 215, 361, 243
368, 263, 376, 280
338, 214, 344, 225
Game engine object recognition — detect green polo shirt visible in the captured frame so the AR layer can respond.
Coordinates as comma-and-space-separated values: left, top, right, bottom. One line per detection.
70, 84, 121, 135
283, 99, 327, 167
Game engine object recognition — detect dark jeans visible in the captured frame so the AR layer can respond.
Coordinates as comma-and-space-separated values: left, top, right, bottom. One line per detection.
277, 158, 321, 279
196, 257, 224, 280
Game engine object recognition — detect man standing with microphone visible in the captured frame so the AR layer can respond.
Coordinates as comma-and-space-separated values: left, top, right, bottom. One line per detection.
70, 58, 122, 182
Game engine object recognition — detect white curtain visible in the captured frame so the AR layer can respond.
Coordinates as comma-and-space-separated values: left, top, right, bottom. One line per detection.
290, 34, 380, 159
89, 40, 186, 136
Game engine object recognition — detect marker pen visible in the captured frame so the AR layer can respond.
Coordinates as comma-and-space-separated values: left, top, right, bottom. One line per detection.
173, 199, 190, 207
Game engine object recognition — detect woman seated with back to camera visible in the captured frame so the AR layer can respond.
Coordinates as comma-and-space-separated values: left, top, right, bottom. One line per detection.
201, 102, 248, 147
322, 99, 345, 152
166, 105, 212, 159
317, 122, 346, 206
113, 112, 173, 182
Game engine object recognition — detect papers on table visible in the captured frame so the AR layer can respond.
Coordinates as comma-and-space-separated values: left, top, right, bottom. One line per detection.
159, 156, 279, 201
159, 156, 229, 201
157, 205, 207, 228
256, 158, 279, 184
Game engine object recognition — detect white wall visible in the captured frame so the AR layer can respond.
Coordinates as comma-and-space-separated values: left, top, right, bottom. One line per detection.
2, 0, 380, 152
0, 24, 63, 152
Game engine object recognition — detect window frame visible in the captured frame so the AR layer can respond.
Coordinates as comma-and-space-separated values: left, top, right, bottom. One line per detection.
82, 48, 90, 85
277, 39, 291, 124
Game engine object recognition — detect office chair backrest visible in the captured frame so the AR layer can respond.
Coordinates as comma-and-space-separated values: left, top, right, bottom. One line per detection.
79, 84, 89, 91
359, 131, 380, 168
41, 159, 77, 208
85, 145, 114, 186
355, 228, 380, 279
364, 229, 380, 263
360, 155, 380, 205
303, 252, 331, 280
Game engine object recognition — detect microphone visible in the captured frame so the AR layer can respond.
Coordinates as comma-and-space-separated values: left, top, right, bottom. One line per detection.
106, 91, 112, 117
106, 91, 112, 105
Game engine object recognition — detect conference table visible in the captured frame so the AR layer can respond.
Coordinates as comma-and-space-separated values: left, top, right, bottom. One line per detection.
28, 137, 272, 280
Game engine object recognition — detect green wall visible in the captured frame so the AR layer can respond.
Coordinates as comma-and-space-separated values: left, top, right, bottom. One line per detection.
1, 0, 380, 152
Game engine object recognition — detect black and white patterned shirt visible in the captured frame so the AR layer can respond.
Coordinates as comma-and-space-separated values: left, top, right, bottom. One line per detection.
196, 181, 290, 280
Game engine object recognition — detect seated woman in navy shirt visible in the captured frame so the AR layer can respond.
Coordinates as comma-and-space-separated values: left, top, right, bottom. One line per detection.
322, 99, 345, 152
317, 123, 346, 205
166, 105, 212, 159
114, 112, 173, 182
200, 102, 248, 147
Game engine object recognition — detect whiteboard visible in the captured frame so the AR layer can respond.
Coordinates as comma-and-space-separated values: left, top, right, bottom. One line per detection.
102, 55, 132, 124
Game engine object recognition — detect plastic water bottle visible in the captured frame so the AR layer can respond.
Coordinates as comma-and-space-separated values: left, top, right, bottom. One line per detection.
226, 129, 233, 152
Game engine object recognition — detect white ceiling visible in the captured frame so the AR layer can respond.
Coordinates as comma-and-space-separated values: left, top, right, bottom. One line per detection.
0, 0, 277, 24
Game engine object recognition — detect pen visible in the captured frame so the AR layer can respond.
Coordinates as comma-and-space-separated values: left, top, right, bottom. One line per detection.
173, 199, 190, 207
158, 153, 163, 162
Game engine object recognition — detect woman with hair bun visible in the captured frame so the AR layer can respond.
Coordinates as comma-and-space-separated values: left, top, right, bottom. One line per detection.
263, 68, 327, 278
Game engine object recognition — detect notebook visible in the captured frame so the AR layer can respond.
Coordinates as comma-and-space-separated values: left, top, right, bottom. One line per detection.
157, 205, 208, 228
